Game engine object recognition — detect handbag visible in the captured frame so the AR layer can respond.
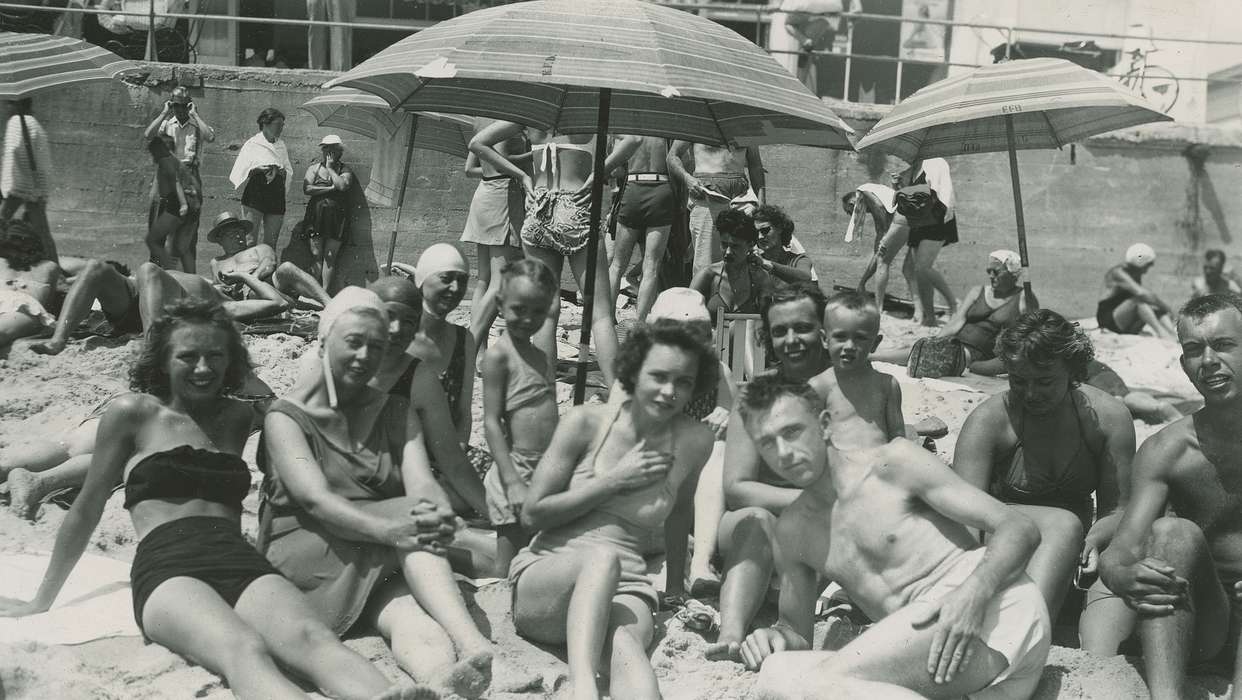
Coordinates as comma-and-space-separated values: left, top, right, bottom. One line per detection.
894, 166, 946, 229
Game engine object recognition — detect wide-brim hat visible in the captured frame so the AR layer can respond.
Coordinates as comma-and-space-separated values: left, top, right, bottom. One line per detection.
206, 212, 254, 244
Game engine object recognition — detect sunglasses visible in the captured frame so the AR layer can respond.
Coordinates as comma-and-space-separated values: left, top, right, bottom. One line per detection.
756, 225, 774, 235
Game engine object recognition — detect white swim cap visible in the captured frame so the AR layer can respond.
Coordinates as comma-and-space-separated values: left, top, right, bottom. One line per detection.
649, 287, 711, 324
1125, 243, 1156, 267
414, 243, 469, 287
318, 286, 389, 342
988, 249, 1022, 275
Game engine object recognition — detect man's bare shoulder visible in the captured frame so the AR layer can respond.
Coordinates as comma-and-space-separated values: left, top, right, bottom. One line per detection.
808, 367, 838, 395
1135, 414, 1202, 477
776, 493, 828, 558
871, 437, 944, 482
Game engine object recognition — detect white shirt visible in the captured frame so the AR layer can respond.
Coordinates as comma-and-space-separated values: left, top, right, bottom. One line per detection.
160, 116, 201, 165
1, 114, 52, 201
916, 157, 955, 222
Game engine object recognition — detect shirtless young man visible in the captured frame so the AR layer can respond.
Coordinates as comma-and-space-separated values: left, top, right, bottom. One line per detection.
1191, 249, 1242, 299
736, 375, 1050, 700
667, 141, 765, 276
204, 211, 330, 310
1098, 294, 1242, 700
609, 135, 671, 321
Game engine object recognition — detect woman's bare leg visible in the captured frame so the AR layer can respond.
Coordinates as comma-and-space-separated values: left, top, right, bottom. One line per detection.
605, 595, 660, 700
470, 244, 521, 344
912, 240, 948, 327
1079, 577, 1137, 656
322, 237, 344, 293
636, 226, 670, 322
513, 546, 624, 700
1123, 391, 1182, 425
146, 212, 180, 269
0, 419, 94, 477
400, 551, 493, 658
1008, 505, 1083, 620
688, 442, 725, 590
242, 206, 264, 247
609, 224, 640, 307
262, 213, 285, 249
369, 578, 479, 697
6, 454, 92, 519
567, 243, 619, 387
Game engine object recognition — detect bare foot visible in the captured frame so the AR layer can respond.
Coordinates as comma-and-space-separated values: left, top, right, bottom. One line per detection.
705, 639, 742, 662
371, 682, 440, 700
434, 650, 492, 700
6, 469, 42, 520
570, 677, 602, 700
29, 340, 66, 356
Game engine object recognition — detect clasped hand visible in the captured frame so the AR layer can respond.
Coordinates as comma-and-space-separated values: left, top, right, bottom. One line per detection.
387, 499, 457, 554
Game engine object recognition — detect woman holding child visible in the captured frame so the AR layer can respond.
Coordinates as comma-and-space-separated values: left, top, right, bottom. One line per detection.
954, 309, 1135, 631
510, 321, 717, 700
258, 287, 496, 698
0, 298, 417, 700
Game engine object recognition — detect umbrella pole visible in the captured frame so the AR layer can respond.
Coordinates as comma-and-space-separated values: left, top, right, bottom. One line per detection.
573, 88, 612, 405
386, 114, 420, 274
1004, 114, 1033, 298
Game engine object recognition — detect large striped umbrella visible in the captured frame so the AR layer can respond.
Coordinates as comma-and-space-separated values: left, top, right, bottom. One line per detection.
856, 58, 1171, 295
302, 89, 475, 268
0, 32, 134, 100
325, 0, 854, 403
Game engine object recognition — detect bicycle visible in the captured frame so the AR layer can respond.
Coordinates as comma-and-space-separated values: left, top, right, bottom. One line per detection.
1114, 26, 1179, 113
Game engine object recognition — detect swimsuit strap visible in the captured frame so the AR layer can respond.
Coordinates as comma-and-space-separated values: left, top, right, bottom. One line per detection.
534, 138, 593, 190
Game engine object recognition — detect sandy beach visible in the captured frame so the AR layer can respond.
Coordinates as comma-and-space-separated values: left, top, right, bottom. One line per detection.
0, 307, 1224, 700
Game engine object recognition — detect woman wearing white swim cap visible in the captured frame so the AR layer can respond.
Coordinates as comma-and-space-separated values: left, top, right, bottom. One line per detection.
1095, 243, 1176, 339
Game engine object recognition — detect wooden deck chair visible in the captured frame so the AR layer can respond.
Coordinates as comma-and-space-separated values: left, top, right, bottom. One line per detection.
714, 312, 766, 384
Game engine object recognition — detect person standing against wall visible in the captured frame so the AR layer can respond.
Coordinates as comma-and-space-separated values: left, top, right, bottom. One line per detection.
1, 98, 56, 264
143, 87, 214, 273
230, 108, 292, 249
307, 0, 354, 71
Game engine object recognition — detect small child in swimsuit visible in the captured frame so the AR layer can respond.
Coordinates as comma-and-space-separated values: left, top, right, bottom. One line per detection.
810, 291, 906, 444
480, 258, 561, 571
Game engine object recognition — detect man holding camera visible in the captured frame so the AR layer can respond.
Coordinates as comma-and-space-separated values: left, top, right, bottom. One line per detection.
143, 86, 215, 272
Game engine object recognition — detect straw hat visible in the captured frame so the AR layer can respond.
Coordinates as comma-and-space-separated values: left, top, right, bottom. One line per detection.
206, 212, 254, 244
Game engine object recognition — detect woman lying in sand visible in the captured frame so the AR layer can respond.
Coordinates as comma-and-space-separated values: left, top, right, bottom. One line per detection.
953, 310, 1135, 634
0, 298, 424, 700
509, 321, 715, 700
257, 287, 497, 699
0, 219, 60, 351
872, 249, 1034, 378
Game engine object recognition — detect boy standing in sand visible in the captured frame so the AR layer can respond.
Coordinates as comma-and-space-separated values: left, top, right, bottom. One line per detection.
810, 291, 906, 443
481, 259, 561, 573
735, 376, 1050, 700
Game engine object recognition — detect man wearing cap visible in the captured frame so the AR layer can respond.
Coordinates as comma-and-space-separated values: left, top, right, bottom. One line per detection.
1097, 243, 1176, 339
143, 87, 215, 272
207, 211, 331, 310
301, 134, 354, 293
608, 135, 673, 322
668, 140, 765, 276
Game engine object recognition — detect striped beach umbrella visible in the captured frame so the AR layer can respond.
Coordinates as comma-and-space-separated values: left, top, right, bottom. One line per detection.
325, 0, 853, 403
0, 32, 135, 100
856, 58, 1171, 294
301, 89, 476, 269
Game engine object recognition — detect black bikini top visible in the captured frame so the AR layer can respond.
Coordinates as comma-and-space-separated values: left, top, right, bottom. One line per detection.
123, 445, 251, 511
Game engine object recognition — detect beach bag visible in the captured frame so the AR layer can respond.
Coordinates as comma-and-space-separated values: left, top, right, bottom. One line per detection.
907, 335, 967, 379
894, 169, 945, 228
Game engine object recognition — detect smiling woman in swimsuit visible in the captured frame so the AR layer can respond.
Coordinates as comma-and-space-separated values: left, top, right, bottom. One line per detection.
0, 298, 419, 700
952, 309, 1136, 623
509, 321, 716, 700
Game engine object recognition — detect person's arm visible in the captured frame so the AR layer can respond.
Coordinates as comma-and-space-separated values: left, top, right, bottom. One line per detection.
663, 422, 713, 597
760, 254, 813, 285
1099, 427, 1185, 614
1108, 267, 1159, 306
738, 512, 818, 670
745, 146, 765, 198
170, 161, 188, 215
219, 271, 290, 321
895, 440, 1041, 684
303, 163, 332, 196
521, 408, 673, 532
399, 400, 454, 513
884, 375, 906, 442
701, 360, 735, 440
143, 108, 169, 142
1081, 392, 1136, 574
1019, 283, 1039, 314
572, 135, 642, 205
464, 152, 484, 179
335, 163, 355, 191
722, 410, 802, 512
939, 285, 981, 339
456, 331, 477, 444
1191, 277, 1207, 300
666, 140, 703, 198
188, 103, 215, 142
689, 265, 716, 300
951, 395, 1006, 494
410, 370, 487, 515
251, 244, 278, 282
0, 395, 141, 616
481, 348, 527, 514
469, 121, 533, 191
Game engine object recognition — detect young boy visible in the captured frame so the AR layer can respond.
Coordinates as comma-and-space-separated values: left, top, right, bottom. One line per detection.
480, 259, 561, 572
810, 291, 905, 443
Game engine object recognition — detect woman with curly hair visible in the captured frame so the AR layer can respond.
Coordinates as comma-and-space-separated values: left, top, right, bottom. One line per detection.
0, 298, 421, 700
752, 204, 816, 286
0, 218, 60, 350
952, 309, 1136, 625
510, 321, 717, 700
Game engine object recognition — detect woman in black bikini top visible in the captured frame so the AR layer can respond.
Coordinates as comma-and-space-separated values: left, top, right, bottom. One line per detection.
0, 298, 411, 700
953, 309, 1135, 631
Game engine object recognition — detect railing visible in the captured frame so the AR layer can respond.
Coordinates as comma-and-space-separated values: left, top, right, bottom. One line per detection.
2, 0, 1239, 105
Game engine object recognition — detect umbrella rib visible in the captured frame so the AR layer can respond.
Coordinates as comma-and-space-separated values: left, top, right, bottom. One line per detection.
702, 100, 730, 147
1041, 111, 1062, 149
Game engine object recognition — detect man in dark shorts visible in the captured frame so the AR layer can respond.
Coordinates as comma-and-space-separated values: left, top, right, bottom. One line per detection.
31, 259, 140, 354
668, 140, 764, 276
1099, 294, 1242, 699
610, 135, 672, 321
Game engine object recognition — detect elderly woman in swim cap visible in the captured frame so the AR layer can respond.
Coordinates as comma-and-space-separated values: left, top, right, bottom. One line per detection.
258, 287, 498, 697
1096, 242, 1177, 339
872, 249, 1037, 378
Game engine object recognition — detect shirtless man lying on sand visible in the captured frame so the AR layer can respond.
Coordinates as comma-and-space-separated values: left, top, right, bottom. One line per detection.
735, 374, 1051, 700
1097, 293, 1242, 699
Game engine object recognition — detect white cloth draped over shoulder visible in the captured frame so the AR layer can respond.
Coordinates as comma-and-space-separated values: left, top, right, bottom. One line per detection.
916, 157, 954, 222
228, 132, 292, 191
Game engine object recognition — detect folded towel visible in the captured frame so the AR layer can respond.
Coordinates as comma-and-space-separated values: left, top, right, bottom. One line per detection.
0, 552, 139, 645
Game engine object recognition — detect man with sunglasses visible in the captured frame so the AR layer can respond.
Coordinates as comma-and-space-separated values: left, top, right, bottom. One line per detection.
143, 87, 216, 271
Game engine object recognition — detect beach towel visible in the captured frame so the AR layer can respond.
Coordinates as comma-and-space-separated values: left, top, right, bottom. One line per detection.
0, 552, 139, 644
228, 133, 292, 191
365, 112, 416, 207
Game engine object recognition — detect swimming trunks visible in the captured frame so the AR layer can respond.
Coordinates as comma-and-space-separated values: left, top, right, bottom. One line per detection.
102, 282, 143, 335
124, 445, 252, 510
907, 548, 1050, 700
688, 172, 750, 275
521, 188, 591, 254
241, 169, 287, 216
130, 515, 279, 634
955, 288, 1021, 361
484, 448, 542, 527
1095, 290, 1135, 334
462, 176, 524, 247
617, 181, 675, 230
907, 217, 959, 248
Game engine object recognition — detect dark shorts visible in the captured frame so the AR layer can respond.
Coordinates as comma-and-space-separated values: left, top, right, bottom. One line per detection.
1096, 295, 1135, 334
241, 170, 287, 216
103, 284, 143, 335
306, 195, 348, 242
617, 181, 675, 230
908, 217, 959, 248
131, 516, 280, 634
